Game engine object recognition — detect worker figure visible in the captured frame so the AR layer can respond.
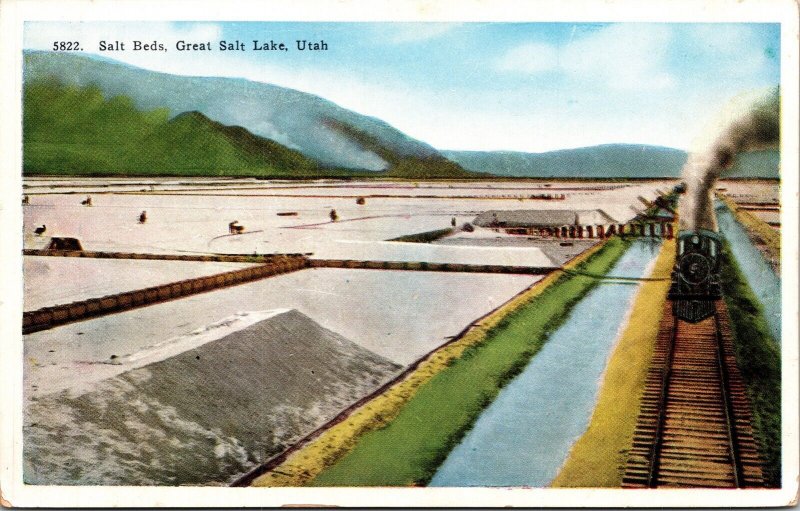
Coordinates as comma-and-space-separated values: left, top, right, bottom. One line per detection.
229, 220, 244, 234
81, 196, 92, 206
139, 211, 147, 224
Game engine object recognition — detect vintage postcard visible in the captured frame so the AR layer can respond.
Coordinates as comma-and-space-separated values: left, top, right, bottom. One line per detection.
0, 0, 797, 507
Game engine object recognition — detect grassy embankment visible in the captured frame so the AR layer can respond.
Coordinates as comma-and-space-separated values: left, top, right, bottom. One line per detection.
720, 241, 781, 487
551, 238, 675, 487
718, 194, 780, 271
251, 236, 632, 487
553, 236, 781, 488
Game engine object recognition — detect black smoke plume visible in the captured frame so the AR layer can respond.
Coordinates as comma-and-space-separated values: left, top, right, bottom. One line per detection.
679, 87, 779, 231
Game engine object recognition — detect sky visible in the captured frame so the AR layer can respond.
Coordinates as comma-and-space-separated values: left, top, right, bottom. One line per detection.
24, 21, 780, 153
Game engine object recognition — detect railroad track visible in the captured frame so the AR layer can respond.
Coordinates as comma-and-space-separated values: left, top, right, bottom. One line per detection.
622, 300, 765, 488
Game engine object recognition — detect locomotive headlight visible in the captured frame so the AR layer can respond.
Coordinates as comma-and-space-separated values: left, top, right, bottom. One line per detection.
680, 253, 711, 285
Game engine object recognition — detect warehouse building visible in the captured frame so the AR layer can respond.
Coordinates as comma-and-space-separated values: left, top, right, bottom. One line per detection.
473, 209, 617, 238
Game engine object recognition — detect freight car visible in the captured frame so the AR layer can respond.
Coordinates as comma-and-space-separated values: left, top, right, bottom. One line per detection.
668, 229, 723, 323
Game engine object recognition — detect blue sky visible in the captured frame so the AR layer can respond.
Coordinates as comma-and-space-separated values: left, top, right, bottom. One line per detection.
25, 21, 780, 152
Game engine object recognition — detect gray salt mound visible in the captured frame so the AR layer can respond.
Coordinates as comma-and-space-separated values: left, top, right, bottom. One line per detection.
24, 309, 401, 486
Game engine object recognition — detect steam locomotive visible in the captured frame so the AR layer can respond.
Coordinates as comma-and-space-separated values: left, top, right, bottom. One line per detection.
668, 229, 723, 323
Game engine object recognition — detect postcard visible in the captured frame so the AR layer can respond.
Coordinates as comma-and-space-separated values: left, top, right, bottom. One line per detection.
0, 0, 797, 507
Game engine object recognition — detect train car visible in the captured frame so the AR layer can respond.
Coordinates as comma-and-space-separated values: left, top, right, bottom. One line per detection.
668, 229, 723, 323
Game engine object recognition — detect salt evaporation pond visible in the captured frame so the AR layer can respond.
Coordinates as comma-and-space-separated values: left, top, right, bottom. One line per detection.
429, 239, 661, 487
24, 268, 539, 398
23, 256, 254, 311
716, 203, 781, 343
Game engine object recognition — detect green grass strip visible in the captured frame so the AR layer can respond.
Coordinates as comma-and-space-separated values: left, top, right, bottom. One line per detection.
720, 241, 781, 487
310, 236, 633, 486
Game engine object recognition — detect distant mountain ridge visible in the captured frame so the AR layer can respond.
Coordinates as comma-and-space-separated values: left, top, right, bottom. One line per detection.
23, 51, 780, 179
23, 51, 448, 173
444, 145, 779, 179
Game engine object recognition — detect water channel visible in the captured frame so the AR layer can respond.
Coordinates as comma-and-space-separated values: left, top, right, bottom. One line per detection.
715, 202, 781, 344
429, 238, 662, 487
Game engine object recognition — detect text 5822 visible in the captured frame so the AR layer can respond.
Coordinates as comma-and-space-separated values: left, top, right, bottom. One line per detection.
53, 42, 82, 51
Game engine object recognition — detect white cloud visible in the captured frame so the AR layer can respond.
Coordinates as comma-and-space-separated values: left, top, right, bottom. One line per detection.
384, 23, 461, 44
497, 24, 675, 91
496, 42, 558, 73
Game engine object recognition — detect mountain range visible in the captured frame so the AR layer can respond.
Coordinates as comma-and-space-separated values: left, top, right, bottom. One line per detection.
23, 51, 779, 180
444, 145, 779, 179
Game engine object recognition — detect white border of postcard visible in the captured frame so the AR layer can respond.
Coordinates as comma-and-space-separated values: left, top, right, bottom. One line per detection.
1, 0, 798, 507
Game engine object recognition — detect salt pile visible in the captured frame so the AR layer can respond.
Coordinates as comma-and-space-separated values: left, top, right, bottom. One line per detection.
24, 309, 401, 485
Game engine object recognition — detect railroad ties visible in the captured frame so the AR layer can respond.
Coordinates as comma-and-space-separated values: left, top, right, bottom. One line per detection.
623, 300, 765, 488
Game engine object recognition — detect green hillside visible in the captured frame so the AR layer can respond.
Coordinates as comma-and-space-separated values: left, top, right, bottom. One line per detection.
23, 75, 779, 180
23, 79, 329, 177
23, 78, 475, 179
324, 118, 476, 179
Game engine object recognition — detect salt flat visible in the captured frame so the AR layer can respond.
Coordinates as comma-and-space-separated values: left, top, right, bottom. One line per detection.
22, 179, 670, 259
20, 177, 664, 487
24, 267, 539, 398
24, 256, 255, 311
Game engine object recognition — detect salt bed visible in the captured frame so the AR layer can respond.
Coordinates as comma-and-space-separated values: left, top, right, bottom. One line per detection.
748, 210, 780, 227
22, 180, 667, 257
24, 267, 540, 398
23, 177, 675, 199
24, 309, 401, 486
434, 236, 598, 266
23, 256, 255, 311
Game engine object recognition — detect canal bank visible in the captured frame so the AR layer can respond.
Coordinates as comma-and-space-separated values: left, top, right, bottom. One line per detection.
429, 238, 662, 487
551, 238, 675, 487
716, 202, 781, 344
715, 198, 780, 486
251, 238, 625, 487
297, 237, 634, 487
719, 240, 782, 487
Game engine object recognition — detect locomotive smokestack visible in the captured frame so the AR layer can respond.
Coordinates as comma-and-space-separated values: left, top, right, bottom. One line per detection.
679, 87, 780, 231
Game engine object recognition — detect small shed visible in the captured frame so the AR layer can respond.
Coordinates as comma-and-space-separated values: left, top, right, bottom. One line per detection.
472, 209, 616, 237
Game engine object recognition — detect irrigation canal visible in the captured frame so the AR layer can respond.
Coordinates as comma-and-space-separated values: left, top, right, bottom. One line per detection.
429, 238, 662, 487
715, 202, 781, 344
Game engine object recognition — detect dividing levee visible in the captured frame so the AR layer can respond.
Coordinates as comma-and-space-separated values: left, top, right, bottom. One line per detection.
250, 237, 634, 487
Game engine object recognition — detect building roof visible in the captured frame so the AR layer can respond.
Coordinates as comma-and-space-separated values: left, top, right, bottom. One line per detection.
473, 209, 615, 228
